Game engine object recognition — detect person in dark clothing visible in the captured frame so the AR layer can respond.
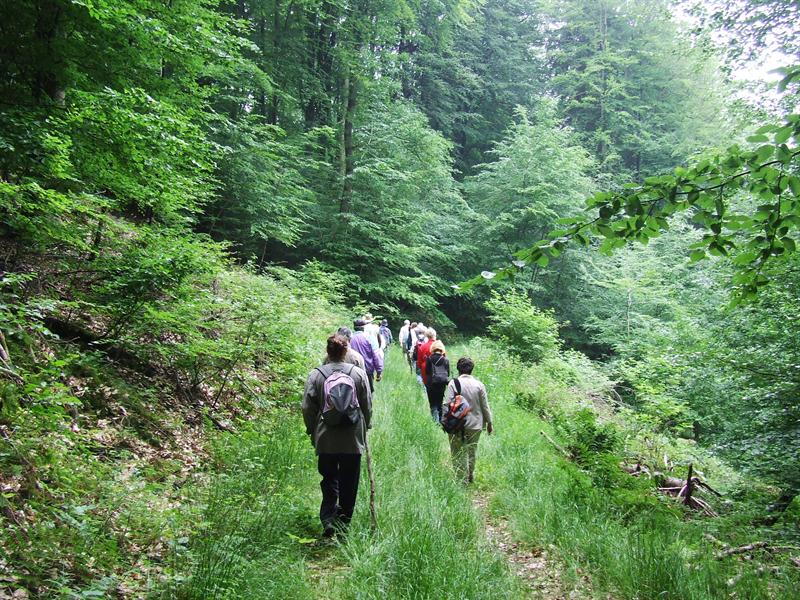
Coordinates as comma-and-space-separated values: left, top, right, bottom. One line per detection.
379, 319, 393, 346
424, 340, 449, 422
302, 334, 372, 537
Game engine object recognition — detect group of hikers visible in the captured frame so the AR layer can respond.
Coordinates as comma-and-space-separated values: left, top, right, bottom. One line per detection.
302, 314, 493, 537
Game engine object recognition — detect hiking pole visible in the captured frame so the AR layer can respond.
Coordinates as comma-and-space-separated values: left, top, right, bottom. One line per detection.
364, 431, 378, 532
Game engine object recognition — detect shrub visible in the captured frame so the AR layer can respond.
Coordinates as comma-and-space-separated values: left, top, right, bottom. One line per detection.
485, 289, 560, 363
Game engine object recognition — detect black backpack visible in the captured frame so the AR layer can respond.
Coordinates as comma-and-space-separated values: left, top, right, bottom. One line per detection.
428, 354, 449, 384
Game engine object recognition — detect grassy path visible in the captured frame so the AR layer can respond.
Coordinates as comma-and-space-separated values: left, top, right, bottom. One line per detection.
173, 346, 594, 599
173, 343, 794, 599
309, 348, 528, 598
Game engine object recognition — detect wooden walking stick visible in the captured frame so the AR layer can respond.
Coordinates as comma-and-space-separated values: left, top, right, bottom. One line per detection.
364, 431, 378, 531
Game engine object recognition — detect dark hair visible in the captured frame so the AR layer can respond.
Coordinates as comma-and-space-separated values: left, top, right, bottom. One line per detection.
337, 326, 353, 340
327, 334, 349, 362
456, 357, 474, 375
353, 318, 366, 330
410, 321, 418, 328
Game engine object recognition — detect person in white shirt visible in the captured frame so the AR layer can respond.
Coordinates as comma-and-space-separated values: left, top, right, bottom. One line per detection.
362, 312, 380, 349
444, 357, 494, 484
398, 320, 410, 348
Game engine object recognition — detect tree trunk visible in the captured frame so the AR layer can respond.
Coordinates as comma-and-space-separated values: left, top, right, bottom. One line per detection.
258, 15, 268, 118
267, 1, 281, 125
33, 0, 65, 104
339, 69, 356, 213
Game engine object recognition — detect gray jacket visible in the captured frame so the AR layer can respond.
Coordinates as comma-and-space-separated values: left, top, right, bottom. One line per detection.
445, 374, 492, 431
302, 362, 372, 454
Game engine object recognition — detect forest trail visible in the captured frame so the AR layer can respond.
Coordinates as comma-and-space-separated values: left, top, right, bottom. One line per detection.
300, 347, 587, 599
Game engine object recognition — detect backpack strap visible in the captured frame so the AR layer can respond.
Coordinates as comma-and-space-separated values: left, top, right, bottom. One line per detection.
453, 377, 462, 395
315, 364, 334, 380
316, 362, 354, 379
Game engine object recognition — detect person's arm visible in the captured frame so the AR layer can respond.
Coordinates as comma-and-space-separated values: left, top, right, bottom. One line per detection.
359, 370, 373, 428
480, 382, 493, 434
445, 380, 456, 402
301, 372, 320, 442
374, 344, 384, 375
445, 357, 450, 377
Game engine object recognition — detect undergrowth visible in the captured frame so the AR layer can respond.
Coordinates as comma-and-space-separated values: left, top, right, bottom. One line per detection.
0, 263, 346, 598
460, 339, 800, 599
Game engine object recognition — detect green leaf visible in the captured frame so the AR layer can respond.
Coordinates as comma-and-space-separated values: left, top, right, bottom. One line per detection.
788, 176, 800, 198
775, 125, 793, 144
689, 249, 706, 263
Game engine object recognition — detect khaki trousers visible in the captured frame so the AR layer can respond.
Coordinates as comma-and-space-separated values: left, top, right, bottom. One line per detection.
449, 429, 481, 483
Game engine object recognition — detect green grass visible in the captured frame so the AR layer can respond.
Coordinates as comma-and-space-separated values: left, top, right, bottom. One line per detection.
332, 352, 523, 599
160, 418, 320, 599
458, 339, 798, 600
165, 348, 523, 599
165, 342, 800, 599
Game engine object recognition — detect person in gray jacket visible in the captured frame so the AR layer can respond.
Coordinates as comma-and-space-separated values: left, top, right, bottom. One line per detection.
444, 357, 493, 484
303, 334, 372, 536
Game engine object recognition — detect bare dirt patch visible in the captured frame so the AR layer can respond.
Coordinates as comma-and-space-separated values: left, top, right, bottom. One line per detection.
472, 493, 601, 599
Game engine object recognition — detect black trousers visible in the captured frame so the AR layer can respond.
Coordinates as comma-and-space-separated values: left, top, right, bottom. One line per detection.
317, 453, 362, 529
426, 382, 447, 422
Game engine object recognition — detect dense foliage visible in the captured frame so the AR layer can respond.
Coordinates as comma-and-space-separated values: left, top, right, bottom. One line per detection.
2, 0, 800, 597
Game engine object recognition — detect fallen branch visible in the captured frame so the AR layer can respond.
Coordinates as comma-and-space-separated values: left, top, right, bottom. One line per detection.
680, 463, 695, 507
0, 329, 10, 364
696, 480, 723, 497
540, 431, 571, 459
621, 461, 651, 477
0, 364, 23, 384
716, 542, 770, 559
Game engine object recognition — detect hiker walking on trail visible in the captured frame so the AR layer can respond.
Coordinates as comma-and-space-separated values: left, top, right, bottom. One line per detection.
415, 328, 436, 385
303, 334, 372, 537
404, 321, 417, 372
379, 319, 393, 348
443, 357, 493, 484
425, 340, 449, 422
323, 327, 365, 370
350, 318, 384, 392
398, 320, 410, 351
411, 326, 428, 384
363, 313, 381, 348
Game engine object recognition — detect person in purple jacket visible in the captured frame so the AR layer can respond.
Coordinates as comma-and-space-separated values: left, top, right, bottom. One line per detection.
350, 318, 384, 392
